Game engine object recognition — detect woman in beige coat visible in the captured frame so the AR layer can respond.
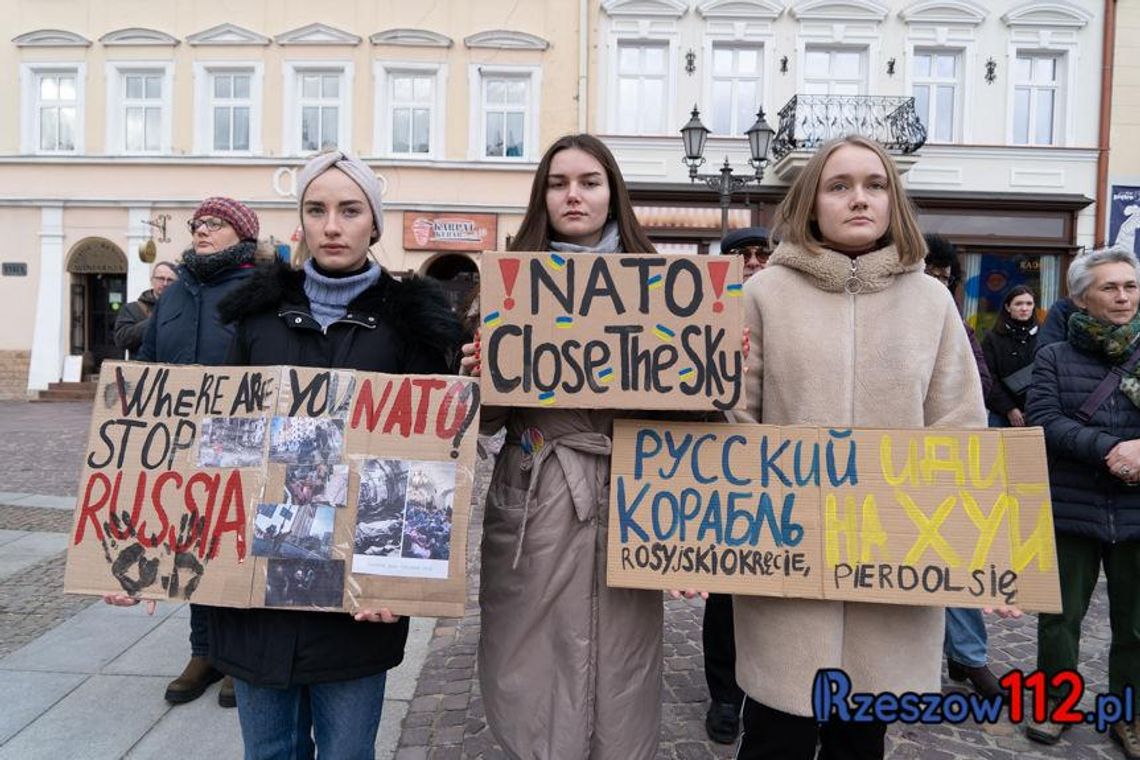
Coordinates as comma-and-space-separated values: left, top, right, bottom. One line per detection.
736, 135, 987, 758
461, 134, 666, 759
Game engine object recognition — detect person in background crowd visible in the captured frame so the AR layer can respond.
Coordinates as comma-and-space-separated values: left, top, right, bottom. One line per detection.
923, 235, 992, 397
923, 234, 1001, 700
105, 196, 262, 709
113, 261, 178, 355
981, 286, 1039, 428
216, 150, 461, 760
1025, 247, 1140, 756
1037, 295, 1075, 355
460, 133, 676, 759
699, 226, 771, 744
721, 226, 771, 282
737, 135, 988, 759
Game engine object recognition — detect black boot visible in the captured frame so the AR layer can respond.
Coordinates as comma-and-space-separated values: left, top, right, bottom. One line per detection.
706, 701, 741, 744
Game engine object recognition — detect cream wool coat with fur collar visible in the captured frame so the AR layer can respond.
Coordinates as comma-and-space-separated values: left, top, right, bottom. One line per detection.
735, 241, 986, 717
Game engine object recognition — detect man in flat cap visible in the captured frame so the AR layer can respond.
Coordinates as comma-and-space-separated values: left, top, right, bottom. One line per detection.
720, 226, 771, 282
702, 225, 770, 743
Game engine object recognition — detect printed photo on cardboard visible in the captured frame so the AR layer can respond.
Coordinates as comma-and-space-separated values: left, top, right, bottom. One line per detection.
283, 463, 348, 508
268, 417, 344, 465
197, 417, 266, 468
265, 558, 345, 607
353, 458, 455, 578
253, 502, 336, 560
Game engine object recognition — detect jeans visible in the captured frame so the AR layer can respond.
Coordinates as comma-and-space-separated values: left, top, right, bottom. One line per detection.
944, 607, 989, 668
189, 604, 208, 657
1037, 534, 1140, 699
233, 672, 388, 760
737, 698, 886, 760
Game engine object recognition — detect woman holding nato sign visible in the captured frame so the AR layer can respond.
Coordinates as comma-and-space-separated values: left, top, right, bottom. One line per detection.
735, 135, 988, 759
461, 134, 672, 759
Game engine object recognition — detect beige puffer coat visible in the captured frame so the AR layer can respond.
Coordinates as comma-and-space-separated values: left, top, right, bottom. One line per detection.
735, 241, 986, 717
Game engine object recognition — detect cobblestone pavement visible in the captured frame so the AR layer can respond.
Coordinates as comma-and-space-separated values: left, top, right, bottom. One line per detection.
397, 446, 1120, 760
0, 401, 1124, 759
0, 400, 90, 496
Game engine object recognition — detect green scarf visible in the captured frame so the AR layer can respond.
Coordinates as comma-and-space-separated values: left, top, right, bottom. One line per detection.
1068, 311, 1140, 409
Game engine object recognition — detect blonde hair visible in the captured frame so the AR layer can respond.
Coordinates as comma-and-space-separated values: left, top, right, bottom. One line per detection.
771, 135, 926, 265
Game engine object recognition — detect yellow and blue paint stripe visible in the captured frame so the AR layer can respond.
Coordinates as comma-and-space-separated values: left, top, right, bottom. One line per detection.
653, 324, 675, 342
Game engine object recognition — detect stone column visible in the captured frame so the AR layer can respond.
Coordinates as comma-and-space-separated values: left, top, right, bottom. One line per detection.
26, 205, 66, 392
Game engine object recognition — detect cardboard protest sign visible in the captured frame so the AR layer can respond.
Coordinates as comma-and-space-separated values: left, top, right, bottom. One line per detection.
479, 251, 744, 411
607, 421, 1061, 613
64, 361, 479, 618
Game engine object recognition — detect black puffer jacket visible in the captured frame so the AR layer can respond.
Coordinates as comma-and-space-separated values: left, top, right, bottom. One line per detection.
209, 260, 463, 687
1026, 341, 1140, 543
982, 316, 1038, 415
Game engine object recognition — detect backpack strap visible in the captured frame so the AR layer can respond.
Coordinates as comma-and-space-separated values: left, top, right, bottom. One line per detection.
1075, 343, 1140, 423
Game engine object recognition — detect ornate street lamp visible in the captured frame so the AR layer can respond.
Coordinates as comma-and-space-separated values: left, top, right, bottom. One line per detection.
680, 105, 774, 237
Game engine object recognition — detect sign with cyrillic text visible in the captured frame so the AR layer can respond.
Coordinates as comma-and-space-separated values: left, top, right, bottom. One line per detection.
607, 421, 1061, 612
479, 251, 744, 410
63, 361, 479, 617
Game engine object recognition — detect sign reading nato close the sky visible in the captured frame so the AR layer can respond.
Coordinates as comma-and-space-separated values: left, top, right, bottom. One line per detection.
479, 251, 745, 411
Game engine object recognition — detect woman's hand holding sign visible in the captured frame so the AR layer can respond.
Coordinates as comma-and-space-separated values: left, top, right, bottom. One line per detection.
459, 329, 481, 378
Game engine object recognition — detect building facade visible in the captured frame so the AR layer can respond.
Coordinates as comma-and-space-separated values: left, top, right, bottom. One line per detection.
591, 0, 1107, 334
0, 0, 1117, 397
0, 0, 585, 397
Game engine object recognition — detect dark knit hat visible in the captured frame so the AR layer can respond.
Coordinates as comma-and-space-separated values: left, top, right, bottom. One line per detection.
193, 197, 260, 241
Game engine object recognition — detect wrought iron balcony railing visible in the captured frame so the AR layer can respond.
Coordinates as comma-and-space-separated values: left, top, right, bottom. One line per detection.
770, 95, 927, 161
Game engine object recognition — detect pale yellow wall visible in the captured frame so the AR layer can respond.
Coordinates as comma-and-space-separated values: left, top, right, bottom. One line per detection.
1110, 1, 1140, 182
0, 208, 41, 350
1, 0, 583, 157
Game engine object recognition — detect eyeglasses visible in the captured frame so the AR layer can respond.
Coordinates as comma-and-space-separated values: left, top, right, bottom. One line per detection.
187, 217, 228, 233
733, 245, 769, 262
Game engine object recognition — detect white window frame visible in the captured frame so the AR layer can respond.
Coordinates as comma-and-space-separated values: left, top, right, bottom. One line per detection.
706, 42, 766, 136
612, 39, 672, 135
105, 61, 173, 155
282, 61, 354, 156
603, 33, 677, 135
192, 62, 263, 155
373, 61, 447, 159
20, 63, 86, 154
801, 45, 868, 95
910, 47, 964, 144
467, 64, 541, 162
1008, 49, 1066, 147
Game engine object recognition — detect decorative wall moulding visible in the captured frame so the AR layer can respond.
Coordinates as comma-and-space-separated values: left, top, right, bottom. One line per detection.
790, 0, 889, 22
601, 0, 690, 19
370, 28, 453, 48
186, 23, 271, 46
463, 30, 549, 50
99, 28, 179, 46
13, 29, 91, 47
275, 23, 361, 46
1001, 1, 1093, 29
697, 0, 785, 20
898, 0, 988, 25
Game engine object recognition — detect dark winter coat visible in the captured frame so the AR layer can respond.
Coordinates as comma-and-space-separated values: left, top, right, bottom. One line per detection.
1036, 297, 1074, 356
209, 261, 462, 688
981, 317, 1038, 415
965, 322, 993, 398
113, 289, 157, 354
137, 264, 254, 364
1026, 341, 1140, 543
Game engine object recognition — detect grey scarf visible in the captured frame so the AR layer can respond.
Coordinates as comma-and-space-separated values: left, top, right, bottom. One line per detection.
549, 221, 622, 254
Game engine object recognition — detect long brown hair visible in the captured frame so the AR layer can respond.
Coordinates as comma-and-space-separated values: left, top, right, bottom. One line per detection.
509, 134, 656, 253
771, 135, 926, 265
